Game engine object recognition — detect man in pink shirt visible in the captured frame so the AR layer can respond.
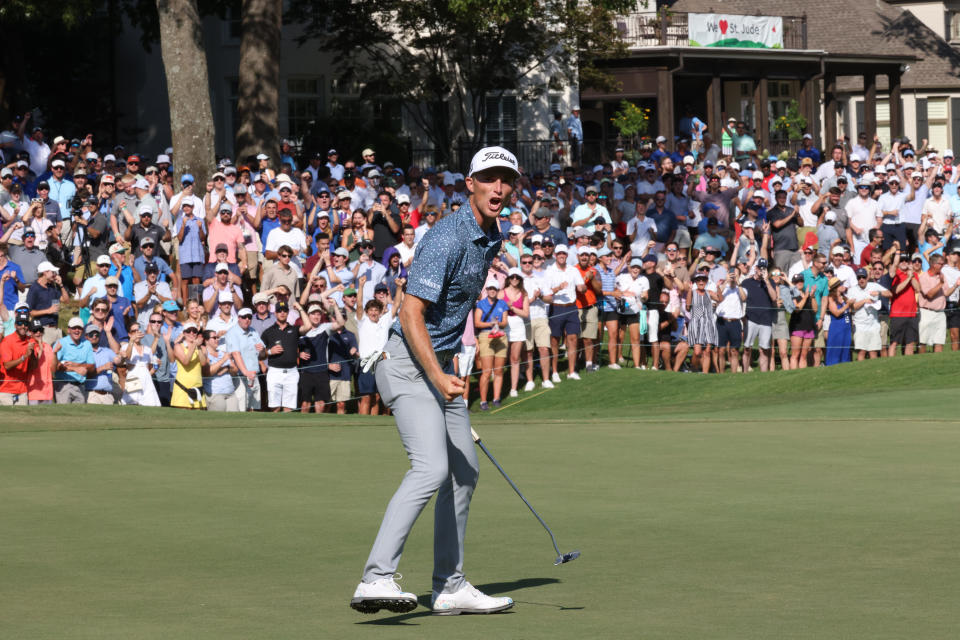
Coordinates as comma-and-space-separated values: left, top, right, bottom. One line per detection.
917, 253, 947, 353
205, 201, 246, 271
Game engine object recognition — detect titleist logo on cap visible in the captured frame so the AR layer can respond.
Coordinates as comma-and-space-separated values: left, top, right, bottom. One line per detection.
469, 146, 520, 177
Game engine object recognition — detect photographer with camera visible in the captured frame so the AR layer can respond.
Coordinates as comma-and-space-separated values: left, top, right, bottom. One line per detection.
366, 191, 401, 262
66, 194, 109, 287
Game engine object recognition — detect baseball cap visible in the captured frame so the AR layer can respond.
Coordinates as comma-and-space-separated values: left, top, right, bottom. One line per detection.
85, 323, 101, 335
37, 261, 58, 274
144, 262, 159, 273
742, 220, 756, 229
396, 194, 410, 204
831, 245, 845, 256
642, 254, 657, 264
217, 290, 233, 303
342, 287, 357, 296
182, 322, 199, 332
484, 279, 501, 290
508, 224, 524, 235
215, 262, 230, 273
333, 247, 349, 257
181, 173, 194, 184
468, 146, 520, 178
554, 244, 569, 254
105, 276, 121, 287
274, 301, 289, 312
67, 317, 85, 329
162, 300, 180, 312
139, 237, 155, 248
757, 258, 768, 268
51, 159, 65, 168
856, 268, 868, 278
825, 211, 837, 223
256, 153, 269, 160
237, 307, 253, 317
629, 258, 644, 267
374, 283, 389, 293
22, 228, 36, 237
96, 255, 111, 266
337, 191, 353, 201
533, 208, 552, 218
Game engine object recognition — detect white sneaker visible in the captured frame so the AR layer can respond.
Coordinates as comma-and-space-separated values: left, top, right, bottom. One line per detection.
432, 581, 514, 615
509, 389, 518, 398
350, 575, 418, 614
541, 380, 555, 389
524, 380, 536, 392
567, 371, 581, 380
607, 363, 621, 370
550, 372, 561, 383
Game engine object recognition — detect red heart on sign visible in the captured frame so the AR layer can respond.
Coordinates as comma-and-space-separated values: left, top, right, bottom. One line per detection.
719, 19, 728, 34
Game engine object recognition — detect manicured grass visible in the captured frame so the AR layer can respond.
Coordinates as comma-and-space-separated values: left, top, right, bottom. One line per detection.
2, 353, 959, 638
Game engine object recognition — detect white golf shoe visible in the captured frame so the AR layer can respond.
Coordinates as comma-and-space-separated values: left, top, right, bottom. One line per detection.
524, 380, 536, 392
350, 575, 418, 614
567, 371, 581, 380
509, 389, 518, 398
431, 581, 514, 615
541, 380, 554, 389
550, 372, 561, 383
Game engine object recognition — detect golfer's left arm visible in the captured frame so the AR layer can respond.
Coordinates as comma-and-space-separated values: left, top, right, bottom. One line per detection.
399, 294, 463, 400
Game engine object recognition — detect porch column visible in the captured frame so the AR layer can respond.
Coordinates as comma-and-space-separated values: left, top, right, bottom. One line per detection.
863, 72, 877, 141
706, 76, 722, 142
888, 71, 903, 140
800, 74, 819, 143
754, 77, 769, 154
823, 72, 837, 148
657, 67, 675, 143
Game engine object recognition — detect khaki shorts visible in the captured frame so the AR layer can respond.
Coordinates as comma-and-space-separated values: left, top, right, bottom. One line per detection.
477, 333, 508, 359
853, 324, 882, 352
86, 389, 115, 405
578, 306, 599, 340
0, 392, 28, 406
330, 379, 351, 403
919, 308, 946, 346
43, 326, 62, 345
528, 317, 551, 350
814, 325, 827, 349
245, 249, 260, 279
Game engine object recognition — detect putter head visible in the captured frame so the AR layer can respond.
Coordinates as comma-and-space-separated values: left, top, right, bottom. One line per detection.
554, 550, 581, 565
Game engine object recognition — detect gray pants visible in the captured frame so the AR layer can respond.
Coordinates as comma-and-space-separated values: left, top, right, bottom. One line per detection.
362, 334, 478, 595
54, 381, 86, 404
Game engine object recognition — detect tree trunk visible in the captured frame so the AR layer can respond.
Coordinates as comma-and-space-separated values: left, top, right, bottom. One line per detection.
235, 0, 281, 167
156, 0, 216, 186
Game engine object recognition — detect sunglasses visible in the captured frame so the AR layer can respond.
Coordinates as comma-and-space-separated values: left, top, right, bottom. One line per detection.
214, 177, 225, 182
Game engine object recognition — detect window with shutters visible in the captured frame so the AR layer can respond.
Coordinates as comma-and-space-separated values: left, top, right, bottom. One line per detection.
927, 97, 949, 152
950, 11, 960, 43
485, 96, 518, 147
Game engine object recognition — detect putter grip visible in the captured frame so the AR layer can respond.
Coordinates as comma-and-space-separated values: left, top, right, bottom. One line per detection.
470, 428, 481, 443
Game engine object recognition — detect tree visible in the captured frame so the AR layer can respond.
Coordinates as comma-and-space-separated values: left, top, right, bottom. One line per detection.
289, 0, 632, 164
235, 0, 281, 165
155, 0, 216, 185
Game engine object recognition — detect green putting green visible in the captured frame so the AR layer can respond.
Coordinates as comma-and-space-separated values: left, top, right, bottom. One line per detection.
2, 353, 959, 639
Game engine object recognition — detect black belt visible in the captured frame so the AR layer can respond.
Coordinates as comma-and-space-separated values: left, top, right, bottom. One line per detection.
551, 303, 576, 307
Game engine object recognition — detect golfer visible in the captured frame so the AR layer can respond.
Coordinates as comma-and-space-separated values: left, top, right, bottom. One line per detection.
350, 147, 518, 616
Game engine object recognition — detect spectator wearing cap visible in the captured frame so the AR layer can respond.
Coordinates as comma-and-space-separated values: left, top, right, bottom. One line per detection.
845, 177, 881, 258
201, 327, 240, 412
100, 275, 133, 342
571, 185, 612, 236
0, 311, 41, 405
169, 173, 206, 223
250, 292, 277, 334
350, 239, 386, 306
690, 171, 739, 229
692, 218, 728, 259
325, 149, 343, 182
721, 117, 757, 164
766, 186, 800, 271
574, 248, 602, 372
69, 192, 111, 281
942, 247, 960, 350
529, 204, 566, 247
647, 190, 678, 255
172, 198, 207, 301
84, 323, 121, 405
740, 259, 777, 372
917, 253, 948, 353
125, 203, 170, 257
26, 261, 68, 344
849, 266, 889, 360
134, 260, 175, 325
814, 145, 846, 183
713, 265, 747, 373
52, 316, 95, 404
25, 318, 54, 404
133, 236, 175, 284
261, 300, 311, 412
639, 253, 669, 369
274, 177, 302, 222
888, 252, 920, 357
917, 227, 947, 272
877, 174, 907, 252
48, 157, 76, 216
232, 185, 261, 287
206, 290, 239, 341
112, 175, 141, 238
205, 199, 247, 267
227, 307, 267, 411
613, 257, 649, 369
264, 208, 308, 272
735, 219, 760, 265
0, 242, 27, 310
921, 179, 951, 235
501, 223, 531, 268
542, 244, 586, 381
474, 280, 510, 410
202, 262, 243, 315
169, 321, 208, 410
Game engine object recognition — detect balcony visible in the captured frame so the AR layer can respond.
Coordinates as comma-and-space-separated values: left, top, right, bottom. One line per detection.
616, 10, 808, 50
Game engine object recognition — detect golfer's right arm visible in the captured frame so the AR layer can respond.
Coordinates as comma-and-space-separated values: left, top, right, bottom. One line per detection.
399, 294, 464, 400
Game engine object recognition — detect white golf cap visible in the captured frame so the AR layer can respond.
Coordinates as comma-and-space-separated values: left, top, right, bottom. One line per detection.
508, 224, 524, 235
96, 255, 111, 266
742, 220, 755, 229
237, 307, 253, 317
215, 262, 230, 273
337, 191, 352, 200
802, 133, 813, 140
37, 261, 58, 273
507, 267, 523, 277
484, 279, 501, 290
218, 290, 233, 303
655, 136, 666, 143
396, 194, 410, 204
554, 244, 569, 254
256, 153, 269, 160
944, 149, 954, 157
468, 146, 519, 178
752, 170, 764, 180
831, 245, 845, 255
361, 147, 375, 156
67, 317, 85, 329
530, 233, 543, 243
156, 154, 171, 164
51, 159, 66, 168
683, 155, 695, 165
824, 211, 837, 222
775, 160, 787, 169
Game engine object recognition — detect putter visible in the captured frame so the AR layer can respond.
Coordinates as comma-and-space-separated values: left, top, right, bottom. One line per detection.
471, 428, 580, 565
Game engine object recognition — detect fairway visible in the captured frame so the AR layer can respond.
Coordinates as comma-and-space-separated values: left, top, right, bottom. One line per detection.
3, 354, 960, 639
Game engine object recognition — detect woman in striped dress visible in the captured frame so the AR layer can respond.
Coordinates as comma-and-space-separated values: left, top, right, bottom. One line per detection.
686, 271, 718, 373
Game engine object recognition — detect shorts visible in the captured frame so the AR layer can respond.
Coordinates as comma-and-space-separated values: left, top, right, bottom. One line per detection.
814, 324, 827, 349
234, 377, 261, 410
947, 303, 960, 330
0, 392, 28, 406
548, 305, 580, 338
54, 381, 86, 404
600, 310, 619, 324
578, 306, 599, 340
744, 320, 772, 350
918, 308, 946, 346
457, 344, 477, 377
207, 392, 239, 412
266, 366, 299, 409
619, 313, 640, 326
506, 314, 529, 343
356, 370, 378, 395
716, 317, 743, 348
853, 324, 882, 351
889, 316, 919, 345
86, 389, 115, 405
528, 317, 551, 349
772, 310, 789, 341
477, 333, 508, 359
180, 261, 205, 279
299, 371, 331, 404
330, 379, 351, 403
791, 330, 815, 340
646, 309, 660, 342
245, 249, 260, 279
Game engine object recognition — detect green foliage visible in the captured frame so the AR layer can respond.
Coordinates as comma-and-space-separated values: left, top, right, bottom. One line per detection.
610, 99, 650, 138
774, 99, 808, 141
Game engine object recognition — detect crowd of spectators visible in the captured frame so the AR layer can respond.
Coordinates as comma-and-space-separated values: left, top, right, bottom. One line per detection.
1, 110, 959, 411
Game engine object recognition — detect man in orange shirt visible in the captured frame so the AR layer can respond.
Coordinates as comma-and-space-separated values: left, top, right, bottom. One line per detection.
575, 246, 602, 371
0, 311, 40, 405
